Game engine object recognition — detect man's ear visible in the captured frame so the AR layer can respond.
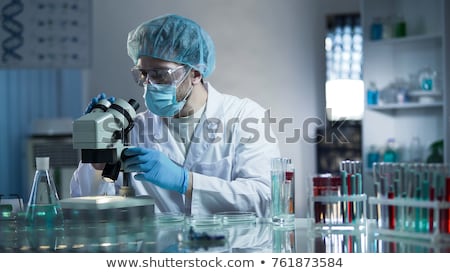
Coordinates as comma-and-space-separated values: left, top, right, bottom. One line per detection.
192, 69, 203, 84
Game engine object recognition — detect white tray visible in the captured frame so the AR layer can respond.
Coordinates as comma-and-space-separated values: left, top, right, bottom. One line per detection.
60, 196, 155, 210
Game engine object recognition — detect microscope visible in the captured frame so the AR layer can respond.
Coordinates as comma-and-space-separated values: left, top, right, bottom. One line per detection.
72, 97, 139, 197
61, 97, 155, 219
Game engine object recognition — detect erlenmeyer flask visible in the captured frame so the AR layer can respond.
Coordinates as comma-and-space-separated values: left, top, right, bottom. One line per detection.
25, 157, 64, 251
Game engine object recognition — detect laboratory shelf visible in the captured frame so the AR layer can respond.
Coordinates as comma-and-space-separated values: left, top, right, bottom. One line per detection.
367, 102, 443, 111
365, 33, 442, 46
360, 0, 450, 181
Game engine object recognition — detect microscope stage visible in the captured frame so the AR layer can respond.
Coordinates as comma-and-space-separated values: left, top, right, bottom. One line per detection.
60, 195, 155, 210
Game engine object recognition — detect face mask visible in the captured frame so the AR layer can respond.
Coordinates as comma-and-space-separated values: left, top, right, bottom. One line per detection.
144, 83, 193, 117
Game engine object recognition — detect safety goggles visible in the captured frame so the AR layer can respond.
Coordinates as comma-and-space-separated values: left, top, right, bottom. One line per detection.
131, 65, 190, 86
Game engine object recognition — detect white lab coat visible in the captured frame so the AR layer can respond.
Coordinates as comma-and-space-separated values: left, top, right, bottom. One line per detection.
70, 83, 280, 217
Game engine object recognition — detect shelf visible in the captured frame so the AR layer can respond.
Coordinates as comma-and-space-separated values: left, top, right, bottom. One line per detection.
361, 0, 449, 195
367, 102, 443, 111
365, 33, 442, 46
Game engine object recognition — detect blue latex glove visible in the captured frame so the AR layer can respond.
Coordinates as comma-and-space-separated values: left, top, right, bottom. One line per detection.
84, 92, 115, 114
122, 147, 189, 194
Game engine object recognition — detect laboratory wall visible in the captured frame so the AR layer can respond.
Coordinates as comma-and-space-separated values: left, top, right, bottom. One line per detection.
88, 0, 360, 217
0, 69, 83, 199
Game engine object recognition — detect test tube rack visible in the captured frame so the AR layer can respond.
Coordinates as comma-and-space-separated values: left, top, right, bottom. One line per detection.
309, 173, 367, 231
369, 162, 450, 244
311, 193, 368, 231
368, 196, 450, 243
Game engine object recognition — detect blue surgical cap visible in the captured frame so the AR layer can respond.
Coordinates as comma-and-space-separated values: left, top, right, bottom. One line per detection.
127, 14, 216, 78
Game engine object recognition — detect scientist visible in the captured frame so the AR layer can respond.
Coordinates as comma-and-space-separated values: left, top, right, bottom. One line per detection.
70, 14, 280, 217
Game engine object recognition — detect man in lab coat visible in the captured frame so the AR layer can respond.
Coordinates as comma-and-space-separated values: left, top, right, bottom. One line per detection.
70, 14, 281, 217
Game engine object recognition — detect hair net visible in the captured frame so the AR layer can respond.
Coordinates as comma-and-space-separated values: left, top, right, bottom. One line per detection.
127, 14, 216, 78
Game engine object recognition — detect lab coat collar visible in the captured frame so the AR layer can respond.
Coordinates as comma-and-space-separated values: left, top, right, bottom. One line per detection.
183, 82, 225, 169
202, 82, 225, 121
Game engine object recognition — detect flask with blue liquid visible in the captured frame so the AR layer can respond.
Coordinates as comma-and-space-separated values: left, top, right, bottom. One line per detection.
25, 157, 64, 251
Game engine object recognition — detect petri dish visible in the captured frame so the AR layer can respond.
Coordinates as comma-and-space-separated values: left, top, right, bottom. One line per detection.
214, 211, 256, 224
154, 212, 185, 223
186, 215, 222, 227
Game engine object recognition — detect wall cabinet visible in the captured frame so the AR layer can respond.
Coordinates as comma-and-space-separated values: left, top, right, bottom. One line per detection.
360, 0, 450, 196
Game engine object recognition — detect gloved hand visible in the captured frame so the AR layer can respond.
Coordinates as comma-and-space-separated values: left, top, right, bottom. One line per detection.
84, 92, 115, 114
122, 147, 189, 194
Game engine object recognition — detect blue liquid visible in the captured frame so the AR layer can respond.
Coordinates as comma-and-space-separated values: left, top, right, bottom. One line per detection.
421, 78, 433, 91
370, 23, 382, 40
26, 204, 64, 250
271, 171, 294, 225
383, 150, 397, 163
26, 204, 64, 227
271, 171, 282, 220
367, 90, 379, 105
367, 152, 379, 168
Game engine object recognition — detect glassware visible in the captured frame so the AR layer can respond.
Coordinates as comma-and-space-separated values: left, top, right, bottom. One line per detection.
418, 66, 437, 91
370, 17, 383, 40
25, 157, 64, 251
394, 15, 407, 38
272, 226, 296, 253
214, 211, 256, 224
383, 138, 398, 163
367, 145, 380, 168
367, 82, 379, 105
409, 136, 423, 163
271, 158, 295, 226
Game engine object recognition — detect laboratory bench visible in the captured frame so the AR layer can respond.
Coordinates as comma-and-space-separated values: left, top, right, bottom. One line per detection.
1, 213, 449, 253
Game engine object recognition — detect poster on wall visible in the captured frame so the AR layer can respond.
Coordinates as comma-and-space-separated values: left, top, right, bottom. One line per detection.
0, 0, 91, 68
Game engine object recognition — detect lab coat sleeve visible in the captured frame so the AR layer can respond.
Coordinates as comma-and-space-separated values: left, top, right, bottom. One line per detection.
70, 162, 117, 197
190, 100, 281, 217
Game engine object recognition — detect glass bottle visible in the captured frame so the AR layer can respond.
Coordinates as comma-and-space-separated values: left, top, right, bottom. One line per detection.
418, 66, 437, 92
367, 145, 380, 168
383, 138, 397, 163
408, 136, 422, 163
367, 81, 379, 105
25, 157, 64, 251
370, 17, 383, 40
382, 16, 392, 39
394, 15, 407, 38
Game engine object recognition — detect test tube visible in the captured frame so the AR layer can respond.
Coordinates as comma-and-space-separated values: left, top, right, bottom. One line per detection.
428, 164, 438, 233
417, 163, 430, 233
340, 161, 348, 223
373, 162, 384, 228
393, 163, 406, 231
354, 161, 363, 222
382, 163, 394, 230
271, 158, 283, 224
403, 163, 417, 231
284, 158, 295, 215
433, 164, 449, 234
446, 177, 450, 233
271, 158, 295, 225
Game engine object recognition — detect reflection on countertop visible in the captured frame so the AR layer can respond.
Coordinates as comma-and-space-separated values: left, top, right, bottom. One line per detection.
0, 213, 448, 253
